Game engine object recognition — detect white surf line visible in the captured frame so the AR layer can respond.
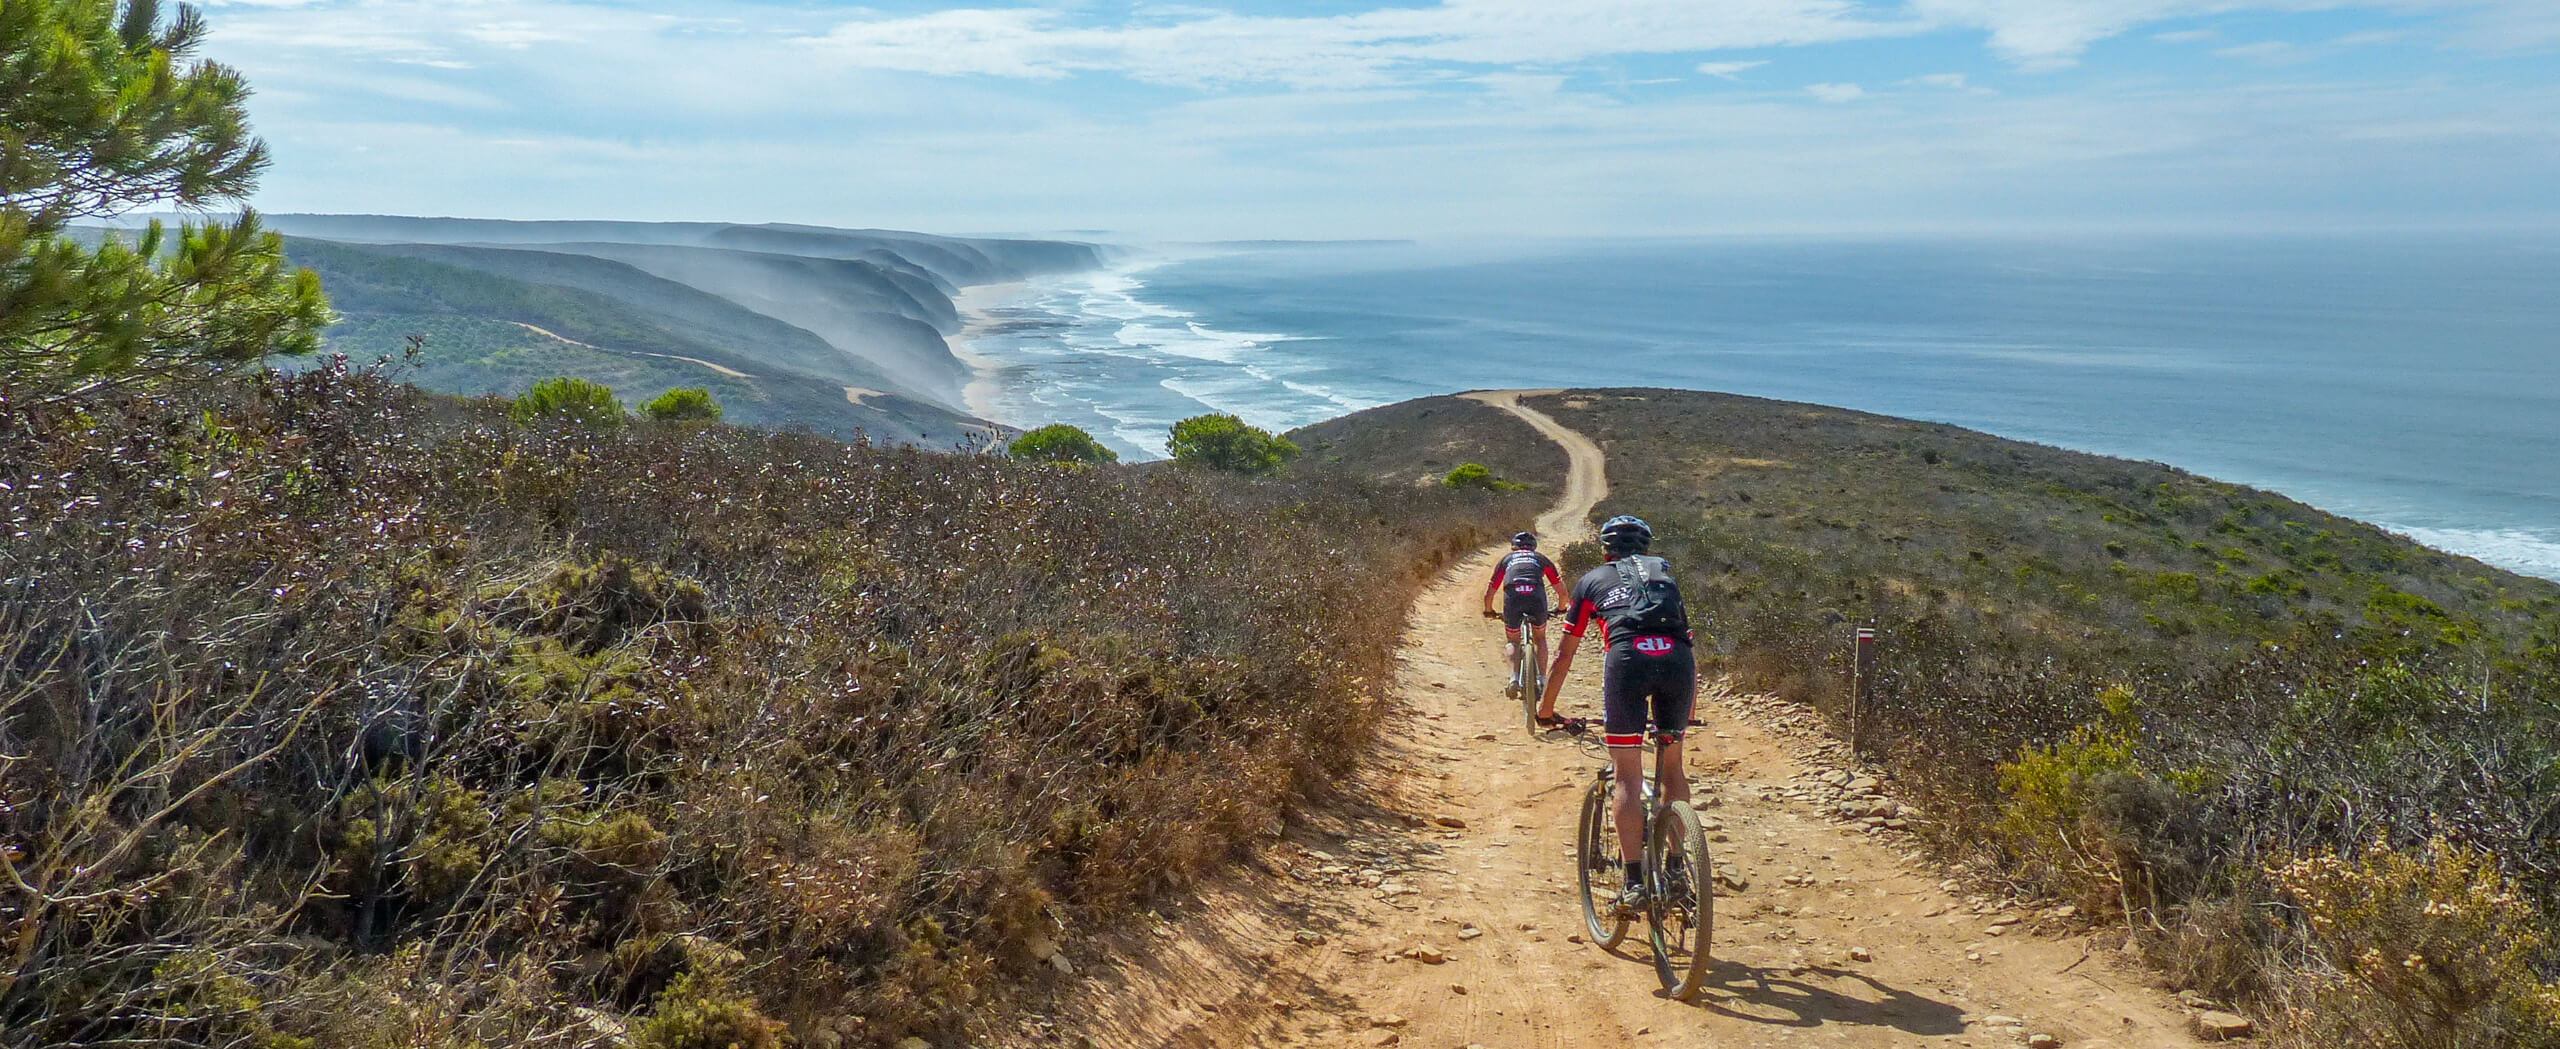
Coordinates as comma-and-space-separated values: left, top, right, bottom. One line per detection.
510, 322, 755, 380
844, 387, 887, 406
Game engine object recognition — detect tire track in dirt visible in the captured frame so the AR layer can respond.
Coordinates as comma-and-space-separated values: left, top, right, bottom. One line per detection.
1018, 392, 2205, 1049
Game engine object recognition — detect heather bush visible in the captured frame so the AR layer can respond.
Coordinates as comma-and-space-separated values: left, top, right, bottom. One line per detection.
0, 364, 1522, 1047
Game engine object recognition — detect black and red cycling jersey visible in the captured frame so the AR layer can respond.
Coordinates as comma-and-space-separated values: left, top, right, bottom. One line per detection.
1562, 556, 1699, 747
1486, 549, 1563, 606
1560, 557, 1694, 655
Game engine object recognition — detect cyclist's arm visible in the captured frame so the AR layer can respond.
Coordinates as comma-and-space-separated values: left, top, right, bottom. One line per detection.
1483, 566, 1503, 614
1541, 600, 1592, 710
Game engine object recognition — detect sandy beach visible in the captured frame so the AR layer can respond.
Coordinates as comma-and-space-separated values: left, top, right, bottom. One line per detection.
948, 281, 1033, 422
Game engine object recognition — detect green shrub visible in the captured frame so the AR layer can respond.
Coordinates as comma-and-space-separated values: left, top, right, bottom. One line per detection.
1167, 413, 1298, 475
630, 974, 784, 1049
1007, 423, 1118, 464
509, 376, 625, 429
641, 387, 721, 423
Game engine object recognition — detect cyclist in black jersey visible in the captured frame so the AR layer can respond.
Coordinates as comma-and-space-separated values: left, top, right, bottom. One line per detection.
1540, 515, 1697, 909
1482, 532, 1565, 698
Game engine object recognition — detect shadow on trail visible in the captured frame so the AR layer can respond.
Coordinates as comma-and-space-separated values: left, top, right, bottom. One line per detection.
1686, 961, 1968, 1036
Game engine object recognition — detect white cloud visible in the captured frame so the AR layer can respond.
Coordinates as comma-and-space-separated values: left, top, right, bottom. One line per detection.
187, 0, 2560, 236
2215, 40, 2300, 60
796, 1, 1909, 87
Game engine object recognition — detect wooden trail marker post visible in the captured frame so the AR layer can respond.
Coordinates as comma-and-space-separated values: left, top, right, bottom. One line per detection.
1849, 626, 1879, 754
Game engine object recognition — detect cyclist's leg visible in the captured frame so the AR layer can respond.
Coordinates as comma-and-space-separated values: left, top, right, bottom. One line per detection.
1602, 656, 1648, 866
1501, 607, 1525, 684
1528, 610, 1550, 676
1651, 650, 1700, 807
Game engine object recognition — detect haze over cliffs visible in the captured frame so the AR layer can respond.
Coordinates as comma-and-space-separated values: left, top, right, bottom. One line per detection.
263, 215, 1106, 446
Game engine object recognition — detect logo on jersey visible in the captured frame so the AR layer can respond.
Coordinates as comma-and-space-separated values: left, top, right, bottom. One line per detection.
1633, 635, 1676, 656
1511, 583, 1538, 594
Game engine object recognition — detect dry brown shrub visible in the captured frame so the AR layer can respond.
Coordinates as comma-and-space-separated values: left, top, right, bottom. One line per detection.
0, 364, 1526, 1047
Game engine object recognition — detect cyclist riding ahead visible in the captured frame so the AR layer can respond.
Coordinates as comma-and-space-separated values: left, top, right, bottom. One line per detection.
1540, 515, 1697, 911
1483, 532, 1565, 698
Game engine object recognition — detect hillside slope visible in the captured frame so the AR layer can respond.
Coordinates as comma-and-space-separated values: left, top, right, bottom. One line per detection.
286, 237, 986, 446
254, 215, 1108, 442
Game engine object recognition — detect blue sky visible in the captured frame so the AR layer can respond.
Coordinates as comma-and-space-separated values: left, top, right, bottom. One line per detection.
202, 0, 2560, 238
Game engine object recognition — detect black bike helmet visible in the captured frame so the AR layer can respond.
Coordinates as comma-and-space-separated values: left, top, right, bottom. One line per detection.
1512, 531, 1537, 549
1598, 515, 1652, 553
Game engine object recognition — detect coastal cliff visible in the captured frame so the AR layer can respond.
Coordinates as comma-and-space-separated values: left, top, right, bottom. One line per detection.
267, 215, 1105, 445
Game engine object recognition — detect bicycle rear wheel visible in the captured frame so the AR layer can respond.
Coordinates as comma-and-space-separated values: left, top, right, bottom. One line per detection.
1644, 800, 1715, 1000
1573, 772, 1629, 949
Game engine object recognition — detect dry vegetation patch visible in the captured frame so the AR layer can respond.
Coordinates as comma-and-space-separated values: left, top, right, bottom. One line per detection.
0, 367, 1530, 1048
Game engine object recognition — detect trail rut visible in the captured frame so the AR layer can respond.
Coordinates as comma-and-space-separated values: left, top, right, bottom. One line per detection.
1021, 392, 2205, 1049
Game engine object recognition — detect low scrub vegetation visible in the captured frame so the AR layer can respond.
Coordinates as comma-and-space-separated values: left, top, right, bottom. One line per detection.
1441, 462, 1525, 492
1509, 389, 2560, 1046
0, 364, 1526, 1048
1291, 394, 1566, 501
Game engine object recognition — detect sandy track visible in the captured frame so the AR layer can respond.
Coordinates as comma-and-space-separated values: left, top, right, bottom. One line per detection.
511, 322, 756, 379
1022, 394, 2202, 1049
1460, 390, 1607, 541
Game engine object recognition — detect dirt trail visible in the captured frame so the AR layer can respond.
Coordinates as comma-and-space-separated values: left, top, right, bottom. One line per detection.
1459, 390, 1607, 541
510, 322, 756, 379
1029, 393, 2203, 1049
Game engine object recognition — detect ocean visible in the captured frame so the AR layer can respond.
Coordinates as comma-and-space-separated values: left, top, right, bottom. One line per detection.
954, 236, 2560, 582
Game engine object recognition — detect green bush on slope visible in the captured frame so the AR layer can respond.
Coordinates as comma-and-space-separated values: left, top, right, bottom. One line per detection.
510, 375, 626, 429
0, 366, 1528, 1048
641, 386, 722, 422
1007, 423, 1117, 464
1168, 413, 1298, 475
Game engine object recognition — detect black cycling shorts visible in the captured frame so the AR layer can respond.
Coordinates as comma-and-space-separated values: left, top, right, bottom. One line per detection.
1601, 640, 1696, 748
1502, 589, 1551, 629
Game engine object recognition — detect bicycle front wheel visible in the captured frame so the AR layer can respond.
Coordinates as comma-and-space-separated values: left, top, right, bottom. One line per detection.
1645, 800, 1714, 1000
1574, 773, 1629, 949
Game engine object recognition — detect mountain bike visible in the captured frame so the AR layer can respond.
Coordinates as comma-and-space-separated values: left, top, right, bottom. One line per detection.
1573, 735, 1714, 999
1489, 611, 1552, 734
1511, 625, 1547, 734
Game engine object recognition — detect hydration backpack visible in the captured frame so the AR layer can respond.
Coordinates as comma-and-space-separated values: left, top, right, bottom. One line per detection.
1602, 555, 1687, 639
